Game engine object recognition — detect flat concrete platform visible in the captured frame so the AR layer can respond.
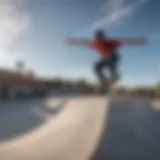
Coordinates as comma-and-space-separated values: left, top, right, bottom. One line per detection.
0, 96, 160, 160
92, 97, 160, 160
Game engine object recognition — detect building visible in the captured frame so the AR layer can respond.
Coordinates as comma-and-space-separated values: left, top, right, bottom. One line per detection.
0, 68, 47, 99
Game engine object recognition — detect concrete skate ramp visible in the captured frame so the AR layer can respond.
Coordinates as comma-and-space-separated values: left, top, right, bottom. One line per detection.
0, 98, 66, 142
0, 97, 160, 160
0, 96, 108, 160
92, 98, 160, 160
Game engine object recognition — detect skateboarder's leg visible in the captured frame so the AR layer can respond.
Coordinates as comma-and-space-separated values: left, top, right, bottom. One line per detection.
94, 60, 109, 93
109, 64, 119, 82
108, 52, 120, 82
94, 60, 106, 83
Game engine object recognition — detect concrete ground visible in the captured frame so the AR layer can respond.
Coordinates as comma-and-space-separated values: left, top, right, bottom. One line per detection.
92, 97, 160, 160
0, 96, 160, 160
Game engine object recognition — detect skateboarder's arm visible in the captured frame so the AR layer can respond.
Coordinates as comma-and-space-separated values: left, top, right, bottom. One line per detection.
116, 38, 148, 45
67, 38, 91, 46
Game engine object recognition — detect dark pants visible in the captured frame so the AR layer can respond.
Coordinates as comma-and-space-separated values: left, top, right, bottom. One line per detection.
94, 52, 120, 86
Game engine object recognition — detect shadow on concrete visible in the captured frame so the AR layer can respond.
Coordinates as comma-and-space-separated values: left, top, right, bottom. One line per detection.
92, 98, 160, 160
0, 98, 66, 142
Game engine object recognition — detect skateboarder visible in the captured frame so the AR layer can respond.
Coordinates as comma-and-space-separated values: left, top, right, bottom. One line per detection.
68, 30, 147, 93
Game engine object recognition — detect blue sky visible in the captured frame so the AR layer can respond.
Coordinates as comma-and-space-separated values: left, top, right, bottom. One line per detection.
0, 0, 160, 86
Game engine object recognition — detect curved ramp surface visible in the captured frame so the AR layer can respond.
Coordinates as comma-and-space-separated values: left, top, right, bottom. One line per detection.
0, 96, 108, 160
0, 97, 160, 160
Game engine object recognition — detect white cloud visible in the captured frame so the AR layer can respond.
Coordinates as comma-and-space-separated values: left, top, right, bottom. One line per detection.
92, 0, 149, 30
76, 0, 149, 35
0, 0, 30, 67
